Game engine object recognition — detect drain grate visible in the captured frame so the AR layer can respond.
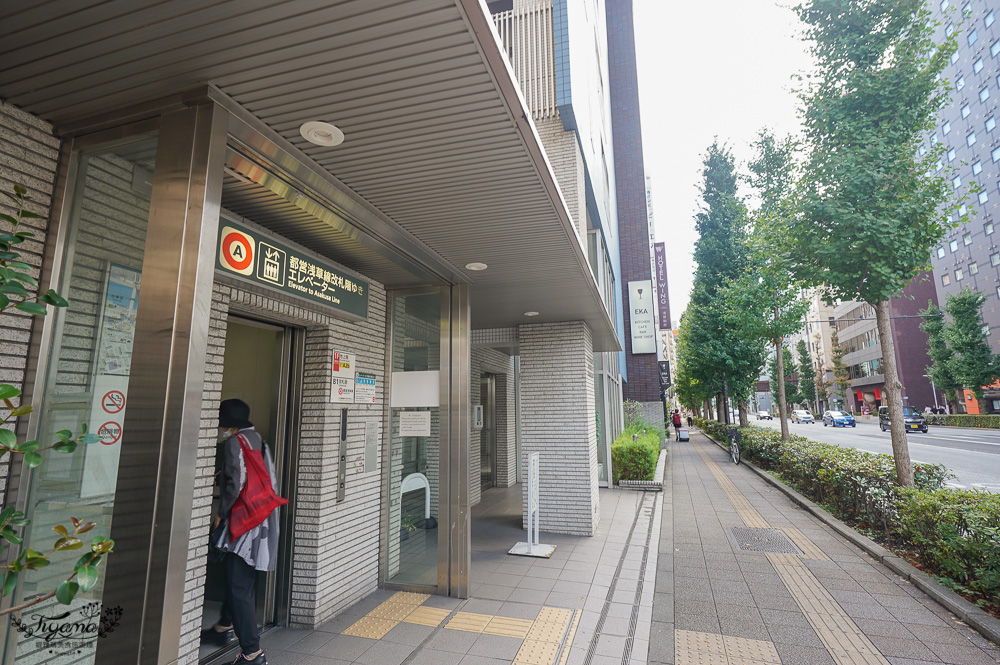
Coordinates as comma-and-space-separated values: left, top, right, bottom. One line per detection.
729, 526, 803, 554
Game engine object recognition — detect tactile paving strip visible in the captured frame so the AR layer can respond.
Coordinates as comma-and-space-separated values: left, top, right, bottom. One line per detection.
445, 611, 493, 633
729, 527, 802, 555
767, 553, 890, 665
513, 606, 573, 665
402, 606, 451, 627
675, 630, 782, 665
555, 610, 581, 665
693, 443, 770, 528
484, 615, 534, 638
780, 527, 831, 561
341, 615, 398, 639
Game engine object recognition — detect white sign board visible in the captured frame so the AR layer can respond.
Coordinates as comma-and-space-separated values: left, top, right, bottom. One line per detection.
628, 280, 657, 354
355, 372, 377, 404
331, 350, 356, 402
399, 411, 431, 437
390, 371, 440, 408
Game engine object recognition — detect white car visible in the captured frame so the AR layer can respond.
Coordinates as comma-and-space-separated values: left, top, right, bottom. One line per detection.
756, 410, 773, 420
791, 409, 815, 424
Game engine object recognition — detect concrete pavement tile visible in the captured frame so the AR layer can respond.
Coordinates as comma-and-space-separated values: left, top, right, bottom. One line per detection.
515, 575, 556, 592
354, 640, 415, 665
751, 592, 795, 610
908, 625, 980, 646
854, 617, 919, 638
817, 577, 867, 592
772, 642, 837, 665
765, 622, 825, 648
923, 642, 997, 665
461, 599, 504, 615
293, 656, 352, 665
506, 588, 550, 605
874, 594, 929, 611
675, 599, 717, 616
714, 605, 762, 623
606, 602, 634, 619
484, 573, 524, 588
594, 633, 628, 658
421, 596, 464, 610
466, 633, 522, 660
705, 566, 746, 581
868, 634, 940, 660
544, 591, 587, 608
884, 659, 943, 665
652, 594, 674, 623
675, 613, 720, 634
264, 652, 308, 665
758, 608, 812, 629
599, 614, 632, 636
495, 562, 532, 576
888, 607, 950, 627
456, 656, 507, 665
710, 579, 751, 595
496, 601, 542, 620
717, 616, 770, 641
674, 565, 710, 579
309, 635, 374, 661
381, 622, 435, 646
829, 589, 878, 605
408, 648, 464, 665
838, 601, 897, 621
263, 628, 312, 648
712, 591, 755, 608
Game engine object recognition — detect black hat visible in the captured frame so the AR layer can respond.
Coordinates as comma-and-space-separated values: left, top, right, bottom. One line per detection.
219, 398, 253, 429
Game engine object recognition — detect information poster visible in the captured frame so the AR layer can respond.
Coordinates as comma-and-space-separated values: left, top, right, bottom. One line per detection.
83, 264, 140, 498
331, 351, 356, 402
399, 411, 431, 437
355, 372, 377, 403
628, 280, 657, 354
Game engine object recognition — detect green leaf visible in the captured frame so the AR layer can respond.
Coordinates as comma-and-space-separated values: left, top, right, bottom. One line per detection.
0, 429, 16, 448
8, 404, 32, 417
0, 284, 29, 298
41, 289, 67, 308
11, 273, 36, 288
12, 185, 26, 197
91, 538, 114, 554
22, 452, 41, 469
55, 429, 71, 443
17, 440, 38, 453
0, 214, 16, 226
78, 434, 99, 445
52, 440, 77, 454
2, 571, 17, 597
15, 302, 47, 317
53, 524, 68, 538
1, 530, 22, 546
54, 537, 82, 551
76, 566, 98, 592
0, 386, 22, 401
13, 232, 34, 240
55, 581, 79, 605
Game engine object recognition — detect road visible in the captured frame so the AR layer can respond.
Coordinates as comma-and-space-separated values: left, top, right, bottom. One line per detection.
752, 418, 1000, 492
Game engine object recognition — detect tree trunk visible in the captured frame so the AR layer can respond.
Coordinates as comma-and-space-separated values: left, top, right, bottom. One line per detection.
775, 334, 789, 442
874, 299, 915, 487
977, 394, 990, 415
738, 399, 749, 427
722, 375, 731, 426
717, 394, 725, 424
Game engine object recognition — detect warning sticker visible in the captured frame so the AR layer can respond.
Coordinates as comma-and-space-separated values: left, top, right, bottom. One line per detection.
102, 390, 125, 414
97, 421, 122, 446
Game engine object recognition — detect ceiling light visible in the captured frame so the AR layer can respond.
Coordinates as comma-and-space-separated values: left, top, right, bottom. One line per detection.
299, 121, 345, 147
465, 262, 488, 271
524, 311, 540, 317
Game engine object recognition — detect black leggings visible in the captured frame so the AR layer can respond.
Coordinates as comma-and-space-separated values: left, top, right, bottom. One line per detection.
220, 553, 260, 654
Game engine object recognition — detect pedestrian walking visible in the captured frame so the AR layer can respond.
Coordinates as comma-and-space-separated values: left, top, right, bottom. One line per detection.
686, 413, 693, 427
671, 410, 682, 440
202, 398, 286, 665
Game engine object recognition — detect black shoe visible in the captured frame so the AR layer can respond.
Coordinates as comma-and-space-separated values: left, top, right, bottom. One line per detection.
232, 652, 266, 665
200, 626, 234, 646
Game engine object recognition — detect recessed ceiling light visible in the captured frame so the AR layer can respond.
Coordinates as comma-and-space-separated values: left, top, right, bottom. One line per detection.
465, 262, 488, 271
299, 121, 345, 147
524, 311, 540, 317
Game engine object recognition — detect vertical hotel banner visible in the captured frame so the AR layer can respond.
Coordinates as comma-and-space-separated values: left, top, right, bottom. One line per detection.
628, 280, 657, 354
653, 243, 670, 329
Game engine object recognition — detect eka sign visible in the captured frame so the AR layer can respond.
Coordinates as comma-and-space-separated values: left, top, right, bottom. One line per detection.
628, 280, 656, 354
220, 226, 255, 276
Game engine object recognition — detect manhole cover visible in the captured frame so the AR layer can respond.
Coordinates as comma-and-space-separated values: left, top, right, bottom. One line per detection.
729, 527, 803, 554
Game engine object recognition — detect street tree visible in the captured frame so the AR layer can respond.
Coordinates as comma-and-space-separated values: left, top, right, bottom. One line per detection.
919, 301, 962, 413
796, 339, 817, 413
944, 289, 999, 414
767, 343, 800, 408
830, 330, 852, 411
789, 0, 958, 486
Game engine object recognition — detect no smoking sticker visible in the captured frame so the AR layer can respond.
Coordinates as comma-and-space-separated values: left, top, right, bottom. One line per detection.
98, 421, 122, 446
219, 226, 255, 276
102, 390, 125, 414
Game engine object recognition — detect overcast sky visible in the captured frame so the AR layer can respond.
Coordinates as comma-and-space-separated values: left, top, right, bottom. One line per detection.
632, 0, 815, 325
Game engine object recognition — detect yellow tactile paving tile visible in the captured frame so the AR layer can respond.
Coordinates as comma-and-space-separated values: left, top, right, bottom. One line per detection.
445, 611, 493, 633
402, 605, 451, 627
483, 615, 534, 639
341, 615, 398, 639
780, 527, 831, 561
512, 639, 560, 665
676, 630, 726, 655
392, 591, 431, 606
535, 607, 574, 624
723, 635, 781, 663
369, 602, 422, 621
675, 630, 783, 665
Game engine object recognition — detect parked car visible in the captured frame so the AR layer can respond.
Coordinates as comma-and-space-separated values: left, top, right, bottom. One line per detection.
756, 410, 773, 420
878, 405, 928, 433
822, 410, 856, 427
790, 409, 814, 423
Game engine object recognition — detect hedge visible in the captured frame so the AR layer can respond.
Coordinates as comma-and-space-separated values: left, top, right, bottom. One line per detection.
692, 418, 999, 602
924, 413, 1000, 428
611, 422, 663, 483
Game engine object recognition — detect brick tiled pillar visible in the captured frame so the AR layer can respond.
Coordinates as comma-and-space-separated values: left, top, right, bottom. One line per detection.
518, 321, 599, 536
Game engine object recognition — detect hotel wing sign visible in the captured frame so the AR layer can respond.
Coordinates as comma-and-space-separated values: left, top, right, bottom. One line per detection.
216, 219, 368, 319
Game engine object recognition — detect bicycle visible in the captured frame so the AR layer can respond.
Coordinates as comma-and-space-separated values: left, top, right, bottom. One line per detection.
727, 426, 741, 465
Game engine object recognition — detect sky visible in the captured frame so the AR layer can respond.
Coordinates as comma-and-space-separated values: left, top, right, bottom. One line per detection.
632, 0, 815, 324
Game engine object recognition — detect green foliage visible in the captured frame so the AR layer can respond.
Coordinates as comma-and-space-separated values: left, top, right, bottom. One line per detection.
944, 289, 999, 409
796, 339, 817, 409
924, 413, 1000, 428
0, 186, 112, 614
610, 423, 663, 483
830, 330, 852, 408
896, 488, 1000, 600
920, 301, 963, 410
767, 344, 800, 406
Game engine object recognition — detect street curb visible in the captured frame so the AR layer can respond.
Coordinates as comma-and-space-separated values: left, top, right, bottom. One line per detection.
697, 429, 1000, 647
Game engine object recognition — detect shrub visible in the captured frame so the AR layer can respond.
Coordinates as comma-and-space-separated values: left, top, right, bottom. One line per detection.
897, 489, 1000, 600
611, 422, 663, 483
925, 413, 1000, 428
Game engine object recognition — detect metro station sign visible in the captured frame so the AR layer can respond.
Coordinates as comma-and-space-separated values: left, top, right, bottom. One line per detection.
216, 219, 368, 319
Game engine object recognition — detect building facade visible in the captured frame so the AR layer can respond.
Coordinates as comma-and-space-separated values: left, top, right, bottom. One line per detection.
0, 2, 630, 664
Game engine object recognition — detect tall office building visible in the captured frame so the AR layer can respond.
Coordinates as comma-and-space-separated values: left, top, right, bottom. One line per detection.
606, 0, 666, 415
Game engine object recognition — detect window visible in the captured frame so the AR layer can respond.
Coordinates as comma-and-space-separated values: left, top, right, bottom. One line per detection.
954, 175, 963, 188
919, 144, 927, 156
957, 268, 965, 281
981, 190, 990, 204
951, 239, 960, 251
949, 147, 957, 161
993, 145, 1000, 162
964, 2, 972, 16
941, 0, 949, 10
964, 232, 973, 245
961, 204, 969, 216
958, 76, 966, 90
993, 40, 1000, 57
947, 23, 956, 36
974, 160, 983, 174
988, 116, 997, 132
944, 121, 952, 134
938, 246, 947, 258
971, 261, 980, 274
963, 103, 972, 118
988, 10, 996, 27
931, 131, 939, 144
976, 58, 985, 73
943, 273, 952, 285
987, 222, 995, 234
982, 86, 992, 103
937, 159, 944, 171
968, 131, 977, 146
953, 49, 962, 65
992, 252, 1000, 266
970, 30, 979, 46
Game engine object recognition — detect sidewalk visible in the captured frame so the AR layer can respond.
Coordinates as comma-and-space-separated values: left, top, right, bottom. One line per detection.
653, 429, 1000, 665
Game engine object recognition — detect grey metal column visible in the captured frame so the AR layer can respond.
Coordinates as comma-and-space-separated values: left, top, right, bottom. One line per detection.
444, 285, 471, 597
96, 102, 228, 665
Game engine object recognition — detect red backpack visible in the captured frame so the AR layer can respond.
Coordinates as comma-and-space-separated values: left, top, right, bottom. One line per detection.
229, 434, 289, 539
672, 413, 682, 426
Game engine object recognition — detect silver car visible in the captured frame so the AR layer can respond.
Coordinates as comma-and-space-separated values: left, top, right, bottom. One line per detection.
791, 409, 815, 424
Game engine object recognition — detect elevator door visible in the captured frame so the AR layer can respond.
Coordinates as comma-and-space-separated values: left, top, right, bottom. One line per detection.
480, 374, 496, 490
200, 316, 297, 662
